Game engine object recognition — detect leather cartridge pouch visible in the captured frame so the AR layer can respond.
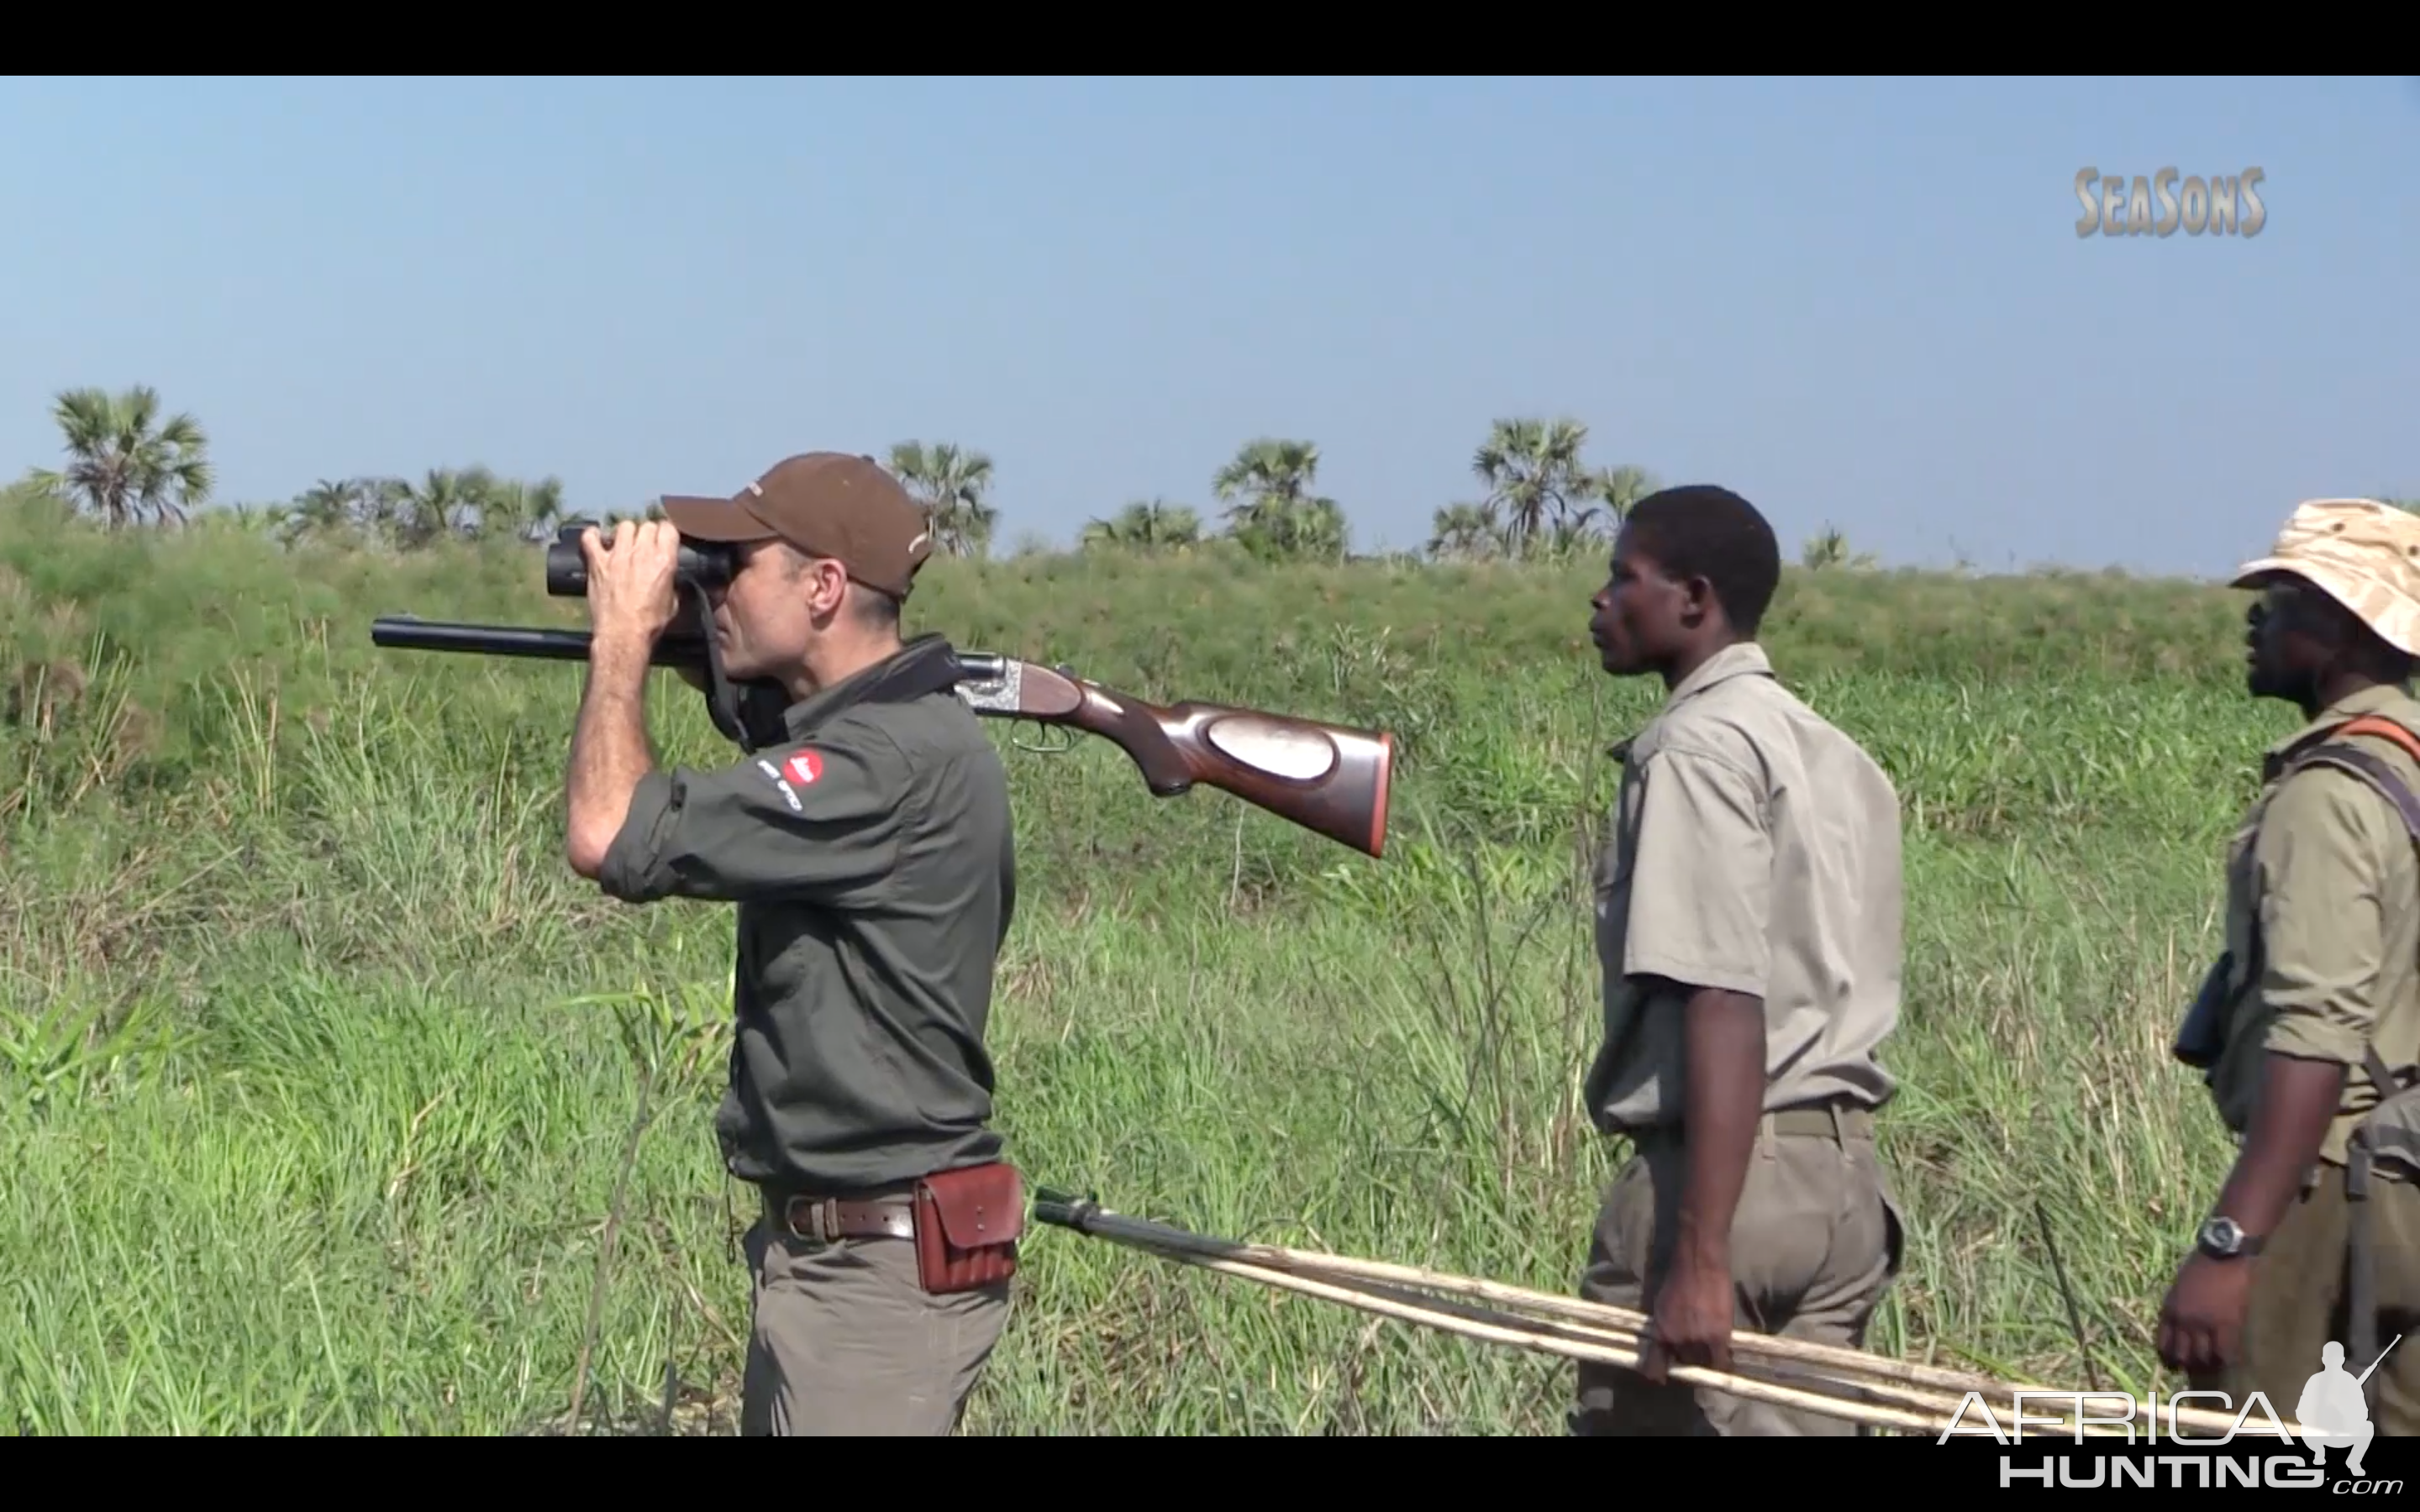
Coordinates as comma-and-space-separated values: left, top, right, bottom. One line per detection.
912, 1163, 1023, 1294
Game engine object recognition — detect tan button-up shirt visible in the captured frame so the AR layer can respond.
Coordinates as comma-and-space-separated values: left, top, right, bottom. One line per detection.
2207, 683, 2420, 1168
1583, 642, 1905, 1134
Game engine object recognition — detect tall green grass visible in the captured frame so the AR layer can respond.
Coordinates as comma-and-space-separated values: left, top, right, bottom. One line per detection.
0, 483, 2294, 1434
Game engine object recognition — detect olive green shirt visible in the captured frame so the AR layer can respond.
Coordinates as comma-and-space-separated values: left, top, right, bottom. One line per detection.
1584, 642, 1905, 1133
2208, 683, 2420, 1169
597, 634, 1017, 1193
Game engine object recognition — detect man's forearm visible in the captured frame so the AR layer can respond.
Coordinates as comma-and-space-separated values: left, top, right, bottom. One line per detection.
565, 630, 658, 875
2212, 1051, 2347, 1236
1676, 985, 1767, 1271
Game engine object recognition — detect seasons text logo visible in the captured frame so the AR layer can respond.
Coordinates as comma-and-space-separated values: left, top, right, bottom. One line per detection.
2075, 167, 2266, 238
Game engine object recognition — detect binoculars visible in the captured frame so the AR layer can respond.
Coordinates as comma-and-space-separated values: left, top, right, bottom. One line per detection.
544, 518, 736, 598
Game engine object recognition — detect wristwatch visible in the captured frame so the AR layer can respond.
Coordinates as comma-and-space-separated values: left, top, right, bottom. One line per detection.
2197, 1215, 2265, 1259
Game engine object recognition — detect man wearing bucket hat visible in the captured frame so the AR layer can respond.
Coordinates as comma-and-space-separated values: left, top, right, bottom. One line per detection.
2157, 498, 2420, 1438
560, 452, 1023, 1436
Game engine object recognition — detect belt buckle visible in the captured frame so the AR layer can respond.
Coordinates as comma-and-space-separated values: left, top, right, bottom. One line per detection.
784, 1195, 834, 1244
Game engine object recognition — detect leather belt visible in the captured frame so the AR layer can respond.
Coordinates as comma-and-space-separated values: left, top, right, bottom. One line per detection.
771, 1191, 916, 1244
1628, 1099, 1877, 1146
1765, 1102, 1875, 1142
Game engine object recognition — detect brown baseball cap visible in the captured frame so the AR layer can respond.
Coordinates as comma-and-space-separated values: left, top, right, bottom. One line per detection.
659, 452, 934, 598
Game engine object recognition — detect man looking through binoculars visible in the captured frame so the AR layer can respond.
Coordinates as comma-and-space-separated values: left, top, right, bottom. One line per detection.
561, 451, 1023, 1437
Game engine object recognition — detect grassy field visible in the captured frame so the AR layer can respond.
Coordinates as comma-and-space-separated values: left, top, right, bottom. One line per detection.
0, 481, 2298, 1435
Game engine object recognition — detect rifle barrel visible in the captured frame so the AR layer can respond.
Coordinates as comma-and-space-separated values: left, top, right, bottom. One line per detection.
371, 616, 708, 668
373, 617, 1018, 684
372, 614, 1016, 682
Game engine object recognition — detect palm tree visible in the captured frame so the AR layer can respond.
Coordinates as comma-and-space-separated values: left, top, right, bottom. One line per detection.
1426, 502, 1497, 560
1471, 417, 1596, 557
272, 478, 363, 546
1081, 498, 1202, 554
476, 475, 568, 541
1212, 438, 1347, 562
29, 385, 213, 528
890, 442, 998, 557
1285, 496, 1349, 561
344, 476, 411, 543
382, 466, 499, 549
1801, 526, 1879, 570
1593, 464, 1657, 525
1460, 419, 1659, 561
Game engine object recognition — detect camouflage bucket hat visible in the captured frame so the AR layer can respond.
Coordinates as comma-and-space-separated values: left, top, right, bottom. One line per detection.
2231, 498, 2420, 657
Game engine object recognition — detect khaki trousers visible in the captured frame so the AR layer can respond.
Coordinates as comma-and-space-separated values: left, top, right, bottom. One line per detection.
1571, 1105, 1904, 1436
2188, 1162, 2420, 1440
739, 1198, 1012, 1436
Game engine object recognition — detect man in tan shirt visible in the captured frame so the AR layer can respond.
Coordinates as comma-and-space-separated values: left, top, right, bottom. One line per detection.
2159, 498, 2420, 1444
1570, 486, 1907, 1436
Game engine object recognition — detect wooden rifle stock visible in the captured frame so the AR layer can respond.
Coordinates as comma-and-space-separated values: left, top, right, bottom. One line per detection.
368, 616, 1393, 859
951, 654, 1392, 859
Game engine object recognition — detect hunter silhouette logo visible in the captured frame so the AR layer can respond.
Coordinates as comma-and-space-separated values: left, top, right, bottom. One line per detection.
2296, 1336, 2399, 1478
785, 751, 823, 786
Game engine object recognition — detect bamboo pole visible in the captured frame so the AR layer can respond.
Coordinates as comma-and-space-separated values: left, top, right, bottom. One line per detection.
1163, 1245, 1954, 1434
1033, 1192, 2288, 1440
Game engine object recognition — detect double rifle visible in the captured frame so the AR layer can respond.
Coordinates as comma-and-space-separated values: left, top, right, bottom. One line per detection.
368, 521, 1394, 859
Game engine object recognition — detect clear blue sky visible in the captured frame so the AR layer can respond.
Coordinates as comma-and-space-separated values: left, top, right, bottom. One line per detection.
3, 76, 2413, 577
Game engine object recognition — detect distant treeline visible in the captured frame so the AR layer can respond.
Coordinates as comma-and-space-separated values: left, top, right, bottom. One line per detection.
18, 384, 1916, 571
